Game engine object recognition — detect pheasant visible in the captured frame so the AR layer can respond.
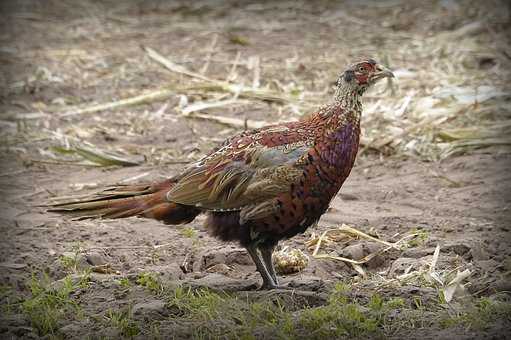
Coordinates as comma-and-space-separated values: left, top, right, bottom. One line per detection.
50, 59, 394, 289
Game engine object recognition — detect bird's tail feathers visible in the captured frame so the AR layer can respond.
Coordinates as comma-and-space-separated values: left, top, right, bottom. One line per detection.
47, 179, 200, 224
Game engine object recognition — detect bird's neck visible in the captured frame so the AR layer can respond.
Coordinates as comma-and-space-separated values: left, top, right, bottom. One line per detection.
311, 84, 362, 177
332, 83, 363, 124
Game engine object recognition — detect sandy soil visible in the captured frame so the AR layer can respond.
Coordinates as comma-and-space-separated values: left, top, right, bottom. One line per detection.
0, 0, 510, 339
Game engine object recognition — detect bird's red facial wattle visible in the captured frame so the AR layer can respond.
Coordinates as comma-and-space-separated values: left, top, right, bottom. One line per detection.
353, 60, 375, 84
346, 59, 394, 87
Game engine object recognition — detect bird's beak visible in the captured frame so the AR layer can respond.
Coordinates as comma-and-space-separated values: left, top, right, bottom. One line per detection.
371, 64, 394, 82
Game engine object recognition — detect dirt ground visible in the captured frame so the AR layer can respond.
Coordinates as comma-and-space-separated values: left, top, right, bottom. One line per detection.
1, 0, 510, 339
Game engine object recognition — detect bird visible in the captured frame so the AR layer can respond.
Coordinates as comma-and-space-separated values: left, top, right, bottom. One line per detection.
49, 59, 394, 290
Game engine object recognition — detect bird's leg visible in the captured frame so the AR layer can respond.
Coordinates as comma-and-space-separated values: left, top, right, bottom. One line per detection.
246, 244, 277, 290
259, 244, 278, 286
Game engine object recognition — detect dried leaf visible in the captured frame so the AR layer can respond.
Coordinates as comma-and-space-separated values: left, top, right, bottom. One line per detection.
52, 143, 143, 167
228, 34, 250, 46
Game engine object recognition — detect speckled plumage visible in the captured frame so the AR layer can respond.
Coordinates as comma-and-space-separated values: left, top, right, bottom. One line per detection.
50, 59, 394, 289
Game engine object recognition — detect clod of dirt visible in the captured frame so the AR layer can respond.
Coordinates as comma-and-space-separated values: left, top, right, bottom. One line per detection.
475, 259, 500, 274
340, 243, 365, 260
470, 246, 490, 261
402, 246, 437, 258
59, 322, 83, 338
11, 326, 35, 338
339, 241, 386, 269
130, 263, 185, 282
493, 278, 511, 293
193, 246, 252, 272
0, 262, 27, 270
132, 300, 168, 319
441, 241, 472, 258
386, 285, 438, 306
186, 273, 258, 292
286, 275, 327, 291
85, 252, 109, 266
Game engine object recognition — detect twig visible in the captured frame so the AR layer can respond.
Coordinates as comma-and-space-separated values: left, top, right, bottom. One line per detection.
0, 169, 29, 177
199, 34, 218, 75
145, 47, 294, 104
59, 88, 176, 117
144, 46, 213, 82
227, 51, 241, 82
312, 230, 328, 256
311, 225, 419, 266
28, 159, 102, 167
186, 112, 268, 130
180, 98, 248, 116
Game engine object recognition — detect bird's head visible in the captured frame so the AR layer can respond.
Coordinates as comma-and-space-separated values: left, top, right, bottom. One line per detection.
337, 59, 394, 95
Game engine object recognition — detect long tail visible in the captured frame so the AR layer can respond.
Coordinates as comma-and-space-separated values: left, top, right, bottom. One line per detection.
48, 179, 201, 224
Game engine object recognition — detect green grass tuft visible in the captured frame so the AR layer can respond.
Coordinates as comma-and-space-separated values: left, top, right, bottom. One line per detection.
21, 273, 84, 336
105, 308, 140, 337
136, 273, 164, 294
440, 296, 511, 330
168, 286, 226, 320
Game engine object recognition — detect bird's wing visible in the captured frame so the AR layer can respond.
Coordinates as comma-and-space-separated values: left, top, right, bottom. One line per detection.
166, 135, 312, 213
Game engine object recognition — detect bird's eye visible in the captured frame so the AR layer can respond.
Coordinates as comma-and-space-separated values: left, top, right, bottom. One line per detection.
357, 66, 366, 72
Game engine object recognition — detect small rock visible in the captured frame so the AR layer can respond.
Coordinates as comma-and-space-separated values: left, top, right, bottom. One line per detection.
287, 275, 325, 291
85, 252, 108, 266
339, 241, 385, 269
140, 264, 185, 281
132, 300, 168, 318
314, 257, 350, 276
340, 244, 364, 261
402, 247, 436, 259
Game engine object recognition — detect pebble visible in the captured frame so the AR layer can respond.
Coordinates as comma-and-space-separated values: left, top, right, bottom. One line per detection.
286, 275, 325, 291
133, 300, 168, 317
340, 244, 364, 260
85, 252, 109, 266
